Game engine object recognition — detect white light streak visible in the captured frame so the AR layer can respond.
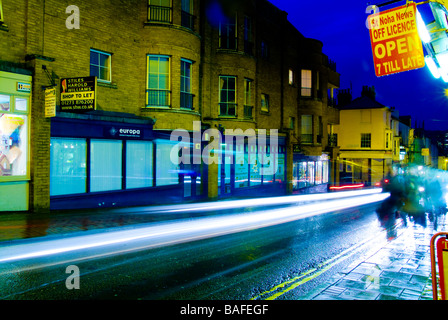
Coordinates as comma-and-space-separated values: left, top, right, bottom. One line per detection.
0, 189, 388, 265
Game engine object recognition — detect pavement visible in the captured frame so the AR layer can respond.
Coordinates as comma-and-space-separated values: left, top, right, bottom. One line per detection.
0, 204, 446, 301
301, 214, 447, 300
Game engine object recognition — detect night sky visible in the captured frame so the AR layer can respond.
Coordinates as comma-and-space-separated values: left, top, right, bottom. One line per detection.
268, 0, 448, 131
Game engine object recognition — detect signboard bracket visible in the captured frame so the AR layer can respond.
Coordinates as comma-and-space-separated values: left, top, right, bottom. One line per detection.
42, 65, 57, 88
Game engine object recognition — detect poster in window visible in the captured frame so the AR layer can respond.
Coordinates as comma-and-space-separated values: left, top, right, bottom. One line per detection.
0, 114, 27, 177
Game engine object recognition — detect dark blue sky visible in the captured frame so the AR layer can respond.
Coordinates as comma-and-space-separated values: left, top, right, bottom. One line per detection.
268, 0, 448, 131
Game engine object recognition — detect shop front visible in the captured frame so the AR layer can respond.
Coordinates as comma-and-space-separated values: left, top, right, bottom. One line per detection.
0, 71, 31, 211
217, 135, 287, 199
292, 153, 330, 194
50, 111, 197, 210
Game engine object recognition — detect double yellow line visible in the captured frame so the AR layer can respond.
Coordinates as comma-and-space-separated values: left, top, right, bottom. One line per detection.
251, 225, 400, 300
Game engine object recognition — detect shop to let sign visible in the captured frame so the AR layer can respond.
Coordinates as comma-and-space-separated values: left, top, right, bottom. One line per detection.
60, 76, 97, 112
368, 3, 425, 77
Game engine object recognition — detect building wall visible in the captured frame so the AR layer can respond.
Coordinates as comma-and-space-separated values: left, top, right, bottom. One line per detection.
0, 0, 340, 212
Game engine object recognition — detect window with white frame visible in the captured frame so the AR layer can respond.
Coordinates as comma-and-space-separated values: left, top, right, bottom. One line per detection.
219, 76, 236, 116
90, 49, 111, 83
147, 55, 170, 107
301, 69, 312, 96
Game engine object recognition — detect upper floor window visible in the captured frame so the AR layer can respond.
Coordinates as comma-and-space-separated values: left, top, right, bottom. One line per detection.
244, 16, 253, 55
90, 49, 111, 83
181, 0, 194, 30
261, 40, 269, 59
181, 59, 193, 109
261, 93, 269, 113
244, 78, 253, 119
361, 133, 371, 148
0, 0, 4, 24
301, 115, 313, 144
148, 0, 171, 23
147, 55, 171, 107
219, 14, 237, 50
219, 76, 236, 117
289, 69, 295, 86
301, 69, 312, 96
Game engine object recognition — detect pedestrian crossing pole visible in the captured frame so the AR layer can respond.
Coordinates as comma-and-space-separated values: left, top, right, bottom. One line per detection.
430, 232, 448, 300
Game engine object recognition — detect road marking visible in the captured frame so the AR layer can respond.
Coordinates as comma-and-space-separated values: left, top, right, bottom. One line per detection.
251, 222, 403, 300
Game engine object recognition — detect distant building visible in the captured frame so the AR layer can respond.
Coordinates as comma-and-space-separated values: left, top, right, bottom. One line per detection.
334, 86, 395, 186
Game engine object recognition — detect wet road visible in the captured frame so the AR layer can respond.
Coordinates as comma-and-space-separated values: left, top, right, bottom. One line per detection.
0, 190, 390, 300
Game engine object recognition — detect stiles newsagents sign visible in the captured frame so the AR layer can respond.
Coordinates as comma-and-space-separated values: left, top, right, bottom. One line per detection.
368, 3, 425, 77
60, 76, 97, 112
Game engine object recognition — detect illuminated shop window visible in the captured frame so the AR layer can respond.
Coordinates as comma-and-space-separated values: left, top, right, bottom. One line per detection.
50, 138, 87, 196
155, 139, 179, 186
90, 139, 123, 192
126, 141, 153, 189
0, 94, 29, 179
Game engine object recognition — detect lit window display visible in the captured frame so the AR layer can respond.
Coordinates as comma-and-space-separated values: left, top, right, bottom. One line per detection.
0, 113, 27, 177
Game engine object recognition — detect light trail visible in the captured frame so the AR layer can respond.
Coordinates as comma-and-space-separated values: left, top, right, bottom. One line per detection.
0, 190, 389, 267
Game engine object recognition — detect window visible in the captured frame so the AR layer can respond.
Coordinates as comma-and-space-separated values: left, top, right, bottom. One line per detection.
235, 143, 248, 188
301, 69, 312, 96
289, 116, 295, 130
289, 69, 294, 85
155, 139, 179, 186
181, 0, 194, 30
219, 76, 236, 116
261, 93, 269, 112
361, 133, 371, 148
147, 55, 170, 107
148, 0, 171, 23
50, 138, 87, 196
0, 0, 4, 23
301, 115, 313, 144
219, 14, 237, 50
126, 141, 153, 189
261, 40, 269, 59
90, 140, 123, 192
90, 50, 111, 83
244, 78, 253, 118
0, 94, 29, 178
180, 59, 193, 109
244, 16, 253, 55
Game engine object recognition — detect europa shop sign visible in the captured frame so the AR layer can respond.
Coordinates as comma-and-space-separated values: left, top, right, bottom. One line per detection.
60, 76, 97, 112
368, 3, 425, 77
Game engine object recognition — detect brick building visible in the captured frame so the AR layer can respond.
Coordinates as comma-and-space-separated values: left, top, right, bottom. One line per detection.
0, 0, 339, 212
